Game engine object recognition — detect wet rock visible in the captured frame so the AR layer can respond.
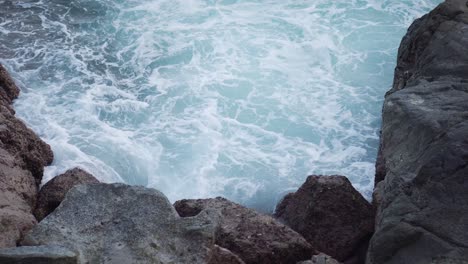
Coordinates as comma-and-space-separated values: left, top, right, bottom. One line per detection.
274, 175, 374, 262
0, 64, 53, 247
0, 245, 77, 264
368, 0, 468, 263
23, 183, 220, 264
174, 197, 313, 264
34, 168, 99, 221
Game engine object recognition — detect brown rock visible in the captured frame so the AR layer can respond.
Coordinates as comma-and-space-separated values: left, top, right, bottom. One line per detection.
174, 197, 313, 264
0, 64, 53, 247
208, 245, 246, 264
274, 175, 374, 262
34, 168, 99, 221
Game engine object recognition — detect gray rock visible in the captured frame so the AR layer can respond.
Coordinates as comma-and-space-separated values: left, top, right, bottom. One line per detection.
174, 197, 313, 264
23, 183, 220, 264
368, 0, 468, 263
34, 168, 99, 221
0, 64, 53, 247
0, 245, 77, 264
298, 253, 342, 264
275, 175, 374, 262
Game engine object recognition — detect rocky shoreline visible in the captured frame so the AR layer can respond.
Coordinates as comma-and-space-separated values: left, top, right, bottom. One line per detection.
0, 0, 467, 263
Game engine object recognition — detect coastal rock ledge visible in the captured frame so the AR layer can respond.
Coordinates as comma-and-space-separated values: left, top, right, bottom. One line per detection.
368, 0, 468, 263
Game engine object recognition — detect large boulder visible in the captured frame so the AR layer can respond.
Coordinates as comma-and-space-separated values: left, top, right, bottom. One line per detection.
0, 64, 53, 247
23, 183, 221, 264
274, 175, 374, 262
34, 168, 99, 221
368, 0, 468, 263
174, 197, 313, 264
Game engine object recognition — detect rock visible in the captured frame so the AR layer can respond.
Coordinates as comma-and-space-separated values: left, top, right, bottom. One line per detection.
298, 253, 342, 264
0, 64, 53, 247
368, 0, 468, 263
0, 64, 19, 114
34, 168, 99, 221
174, 197, 313, 264
274, 175, 373, 262
0, 245, 77, 264
208, 245, 245, 264
22, 183, 220, 264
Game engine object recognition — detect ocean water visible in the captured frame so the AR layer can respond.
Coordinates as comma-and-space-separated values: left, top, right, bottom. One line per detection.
0, 0, 440, 211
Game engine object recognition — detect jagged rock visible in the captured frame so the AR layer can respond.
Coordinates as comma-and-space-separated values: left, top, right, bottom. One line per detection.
0, 245, 77, 264
174, 197, 313, 264
0, 64, 19, 114
22, 183, 220, 264
274, 175, 373, 262
208, 245, 245, 264
34, 168, 99, 221
368, 0, 468, 263
298, 253, 342, 264
0, 64, 53, 248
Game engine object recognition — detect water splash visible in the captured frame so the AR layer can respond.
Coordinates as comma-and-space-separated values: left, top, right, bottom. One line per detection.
0, 0, 441, 211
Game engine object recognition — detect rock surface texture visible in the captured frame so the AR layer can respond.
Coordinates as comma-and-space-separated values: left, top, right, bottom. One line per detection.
0, 245, 77, 264
174, 197, 314, 264
275, 175, 374, 262
34, 167, 99, 221
0, 64, 53, 247
297, 253, 342, 264
23, 183, 221, 264
368, 0, 468, 263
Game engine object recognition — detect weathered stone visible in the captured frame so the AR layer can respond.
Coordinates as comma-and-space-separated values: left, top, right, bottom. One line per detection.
23, 183, 220, 264
298, 253, 342, 264
275, 175, 374, 262
0, 64, 53, 248
368, 0, 468, 263
175, 197, 313, 264
0, 245, 77, 264
34, 168, 99, 221
208, 245, 245, 264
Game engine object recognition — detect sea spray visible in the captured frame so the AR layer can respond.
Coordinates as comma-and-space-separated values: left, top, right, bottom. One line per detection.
0, 0, 441, 211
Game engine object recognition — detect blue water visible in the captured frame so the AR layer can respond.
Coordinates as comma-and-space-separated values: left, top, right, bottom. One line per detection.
0, 0, 441, 211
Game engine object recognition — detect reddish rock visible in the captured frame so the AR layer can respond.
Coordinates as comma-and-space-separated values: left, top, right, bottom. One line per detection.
0, 64, 53, 247
34, 168, 99, 221
274, 175, 374, 262
175, 197, 313, 264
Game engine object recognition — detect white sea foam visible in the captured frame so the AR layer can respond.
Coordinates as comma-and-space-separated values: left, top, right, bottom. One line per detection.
0, 0, 441, 211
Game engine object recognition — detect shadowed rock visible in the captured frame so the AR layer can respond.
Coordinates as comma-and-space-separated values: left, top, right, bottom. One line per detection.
175, 197, 313, 264
34, 168, 99, 221
275, 175, 374, 262
368, 0, 468, 263
23, 183, 221, 263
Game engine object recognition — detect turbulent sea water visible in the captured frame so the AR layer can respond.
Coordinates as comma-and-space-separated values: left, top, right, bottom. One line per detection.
0, 0, 441, 211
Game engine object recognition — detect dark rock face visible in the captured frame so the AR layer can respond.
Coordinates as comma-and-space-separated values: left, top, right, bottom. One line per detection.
0, 245, 77, 264
0, 64, 53, 248
368, 1, 468, 263
274, 175, 374, 262
34, 168, 99, 221
23, 183, 220, 264
174, 197, 313, 264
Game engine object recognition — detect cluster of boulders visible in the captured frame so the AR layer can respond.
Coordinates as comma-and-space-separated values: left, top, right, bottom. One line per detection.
1, 0, 467, 263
